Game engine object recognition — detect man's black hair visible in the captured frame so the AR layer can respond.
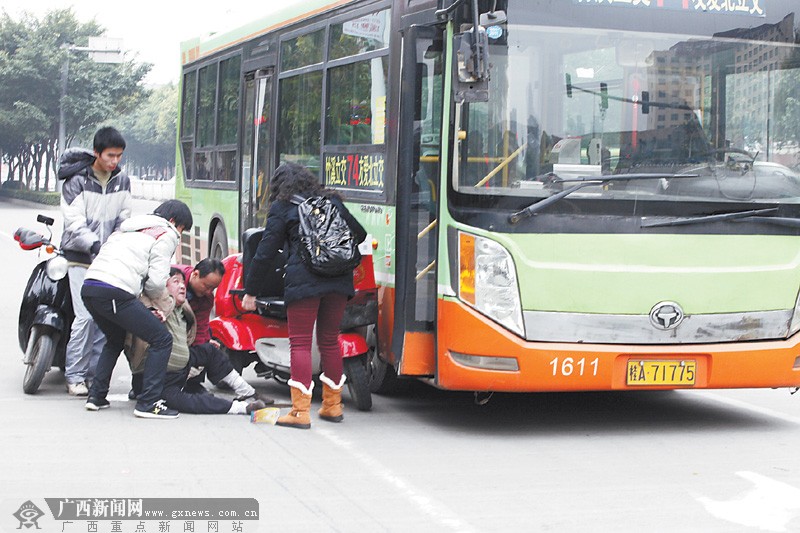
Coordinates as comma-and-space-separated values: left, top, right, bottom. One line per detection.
153, 200, 193, 230
169, 267, 186, 280
194, 258, 225, 278
93, 126, 126, 154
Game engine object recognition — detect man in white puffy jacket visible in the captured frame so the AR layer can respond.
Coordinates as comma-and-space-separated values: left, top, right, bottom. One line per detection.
59, 127, 132, 396
81, 200, 193, 419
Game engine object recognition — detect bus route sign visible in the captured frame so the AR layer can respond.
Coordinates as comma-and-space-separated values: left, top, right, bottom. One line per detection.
324, 152, 385, 190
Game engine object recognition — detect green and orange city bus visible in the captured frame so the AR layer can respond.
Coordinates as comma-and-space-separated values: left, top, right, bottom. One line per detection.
175, 0, 800, 395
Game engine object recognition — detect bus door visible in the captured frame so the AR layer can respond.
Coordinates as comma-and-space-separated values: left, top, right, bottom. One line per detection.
240, 68, 275, 235
391, 24, 443, 377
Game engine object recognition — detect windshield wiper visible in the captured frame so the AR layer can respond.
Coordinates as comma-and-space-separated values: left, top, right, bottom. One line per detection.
640, 208, 779, 228
508, 173, 698, 224
735, 215, 800, 228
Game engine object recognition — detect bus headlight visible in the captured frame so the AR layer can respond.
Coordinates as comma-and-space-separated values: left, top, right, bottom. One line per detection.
46, 255, 69, 281
459, 232, 524, 337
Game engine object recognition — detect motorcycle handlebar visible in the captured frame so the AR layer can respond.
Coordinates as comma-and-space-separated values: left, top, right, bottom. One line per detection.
14, 228, 46, 251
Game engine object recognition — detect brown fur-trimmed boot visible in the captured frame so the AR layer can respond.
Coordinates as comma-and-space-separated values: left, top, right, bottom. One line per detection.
318, 373, 346, 422
276, 380, 313, 429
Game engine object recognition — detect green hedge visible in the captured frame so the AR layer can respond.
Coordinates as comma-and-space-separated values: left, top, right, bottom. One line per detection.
0, 188, 60, 205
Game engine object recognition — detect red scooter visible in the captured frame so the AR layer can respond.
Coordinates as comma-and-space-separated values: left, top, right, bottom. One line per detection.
210, 228, 377, 411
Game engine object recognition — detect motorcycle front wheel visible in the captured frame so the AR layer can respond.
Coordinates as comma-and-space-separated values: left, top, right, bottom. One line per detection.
22, 325, 59, 394
344, 354, 372, 411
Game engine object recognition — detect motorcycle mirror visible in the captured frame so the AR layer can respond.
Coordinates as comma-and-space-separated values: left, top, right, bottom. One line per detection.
37, 215, 55, 226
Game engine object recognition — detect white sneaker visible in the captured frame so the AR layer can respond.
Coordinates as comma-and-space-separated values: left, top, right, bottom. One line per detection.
67, 382, 89, 396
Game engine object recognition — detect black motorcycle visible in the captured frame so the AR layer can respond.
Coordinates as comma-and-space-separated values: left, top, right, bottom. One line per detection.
15, 215, 74, 394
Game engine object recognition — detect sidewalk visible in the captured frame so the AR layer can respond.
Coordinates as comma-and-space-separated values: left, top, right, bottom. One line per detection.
0, 195, 163, 217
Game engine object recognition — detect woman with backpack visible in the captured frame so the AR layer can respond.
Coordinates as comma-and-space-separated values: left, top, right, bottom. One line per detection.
241, 162, 367, 429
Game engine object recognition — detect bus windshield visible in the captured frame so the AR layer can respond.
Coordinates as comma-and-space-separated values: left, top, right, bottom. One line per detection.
455, 10, 800, 207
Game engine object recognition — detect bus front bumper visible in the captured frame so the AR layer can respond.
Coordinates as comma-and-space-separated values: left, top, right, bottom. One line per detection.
436, 299, 800, 392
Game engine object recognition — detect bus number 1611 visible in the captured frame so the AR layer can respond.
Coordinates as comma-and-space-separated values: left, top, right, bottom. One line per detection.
549, 357, 599, 377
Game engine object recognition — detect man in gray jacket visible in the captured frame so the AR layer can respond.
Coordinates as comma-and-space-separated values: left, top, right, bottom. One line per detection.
59, 127, 132, 396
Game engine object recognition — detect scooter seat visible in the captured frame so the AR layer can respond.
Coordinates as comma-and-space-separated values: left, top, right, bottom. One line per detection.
254, 296, 287, 319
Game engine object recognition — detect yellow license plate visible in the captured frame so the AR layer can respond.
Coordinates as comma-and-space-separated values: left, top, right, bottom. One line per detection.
626, 359, 696, 386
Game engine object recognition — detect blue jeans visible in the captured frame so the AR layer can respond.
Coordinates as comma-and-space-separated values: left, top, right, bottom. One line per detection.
82, 283, 173, 410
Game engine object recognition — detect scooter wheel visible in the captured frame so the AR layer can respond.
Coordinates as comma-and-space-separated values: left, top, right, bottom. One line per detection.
22, 325, 58, 394
344, 354, 372, 411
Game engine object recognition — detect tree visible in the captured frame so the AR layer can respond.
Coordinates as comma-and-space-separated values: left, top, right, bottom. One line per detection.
0, 8, 149, 189
117, 83, 178, 178
773, 38, 800, 151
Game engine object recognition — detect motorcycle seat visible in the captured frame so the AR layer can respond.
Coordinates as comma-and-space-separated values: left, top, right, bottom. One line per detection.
254, 296, 287, 319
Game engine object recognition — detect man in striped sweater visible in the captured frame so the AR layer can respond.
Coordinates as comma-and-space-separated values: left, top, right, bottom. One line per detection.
127, 268, 267, 415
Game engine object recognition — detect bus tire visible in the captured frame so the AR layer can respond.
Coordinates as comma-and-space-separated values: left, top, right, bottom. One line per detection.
210, 224, 229, 260
366, 326, 399, 395
22, 325, 58, 394
344, 354, 372, 411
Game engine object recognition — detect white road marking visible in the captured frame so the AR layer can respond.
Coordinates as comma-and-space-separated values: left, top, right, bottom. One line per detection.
107, 394, 131, 402
316, 427, 476, 532
695, 471, 800, 532
691, 390, 800, 425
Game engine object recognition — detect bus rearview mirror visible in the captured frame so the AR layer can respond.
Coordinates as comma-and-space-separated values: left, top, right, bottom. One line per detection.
454, 31, 490, 103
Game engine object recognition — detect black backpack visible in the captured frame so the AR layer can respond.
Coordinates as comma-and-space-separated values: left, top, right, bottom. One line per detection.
291, 194, 361, 277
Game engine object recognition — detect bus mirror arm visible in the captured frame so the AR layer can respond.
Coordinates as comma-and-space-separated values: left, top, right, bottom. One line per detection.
435, 0, 468, 20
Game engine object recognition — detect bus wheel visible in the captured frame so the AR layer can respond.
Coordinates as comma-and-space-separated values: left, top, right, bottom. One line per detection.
344, 354, 372, 411
210, 224, 229, 259
366, 326, 399, 394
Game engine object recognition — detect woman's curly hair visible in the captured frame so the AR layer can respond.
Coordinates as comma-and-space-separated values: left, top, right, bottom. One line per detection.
269, 162, 338, 202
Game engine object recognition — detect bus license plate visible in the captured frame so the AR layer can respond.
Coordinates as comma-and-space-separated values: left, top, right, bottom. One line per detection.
626, 359, 696, 386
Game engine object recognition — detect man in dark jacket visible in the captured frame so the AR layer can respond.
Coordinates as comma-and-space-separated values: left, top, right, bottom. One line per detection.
176, 258, 225, 346
59, 126, 132, 396
173, 258, 223, 393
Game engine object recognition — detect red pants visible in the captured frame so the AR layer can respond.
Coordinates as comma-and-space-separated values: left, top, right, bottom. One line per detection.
286, 293, 347, 389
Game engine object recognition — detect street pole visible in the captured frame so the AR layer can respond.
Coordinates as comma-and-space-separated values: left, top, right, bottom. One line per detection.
56, 52, 70, 193
55, 38, 123, 192
58, 56, 69, 156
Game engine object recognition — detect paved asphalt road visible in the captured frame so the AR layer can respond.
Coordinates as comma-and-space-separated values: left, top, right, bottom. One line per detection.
1, 197, 800, 532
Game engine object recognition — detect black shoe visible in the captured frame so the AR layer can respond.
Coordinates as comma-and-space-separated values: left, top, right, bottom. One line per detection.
182, 381, 207, 394
127, 389, 140, 401
85, 397, 110, 411
245, 400, 268, 414
254, 362, 270, 377
133, 399, 179, 419
235, 391, 275, 405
